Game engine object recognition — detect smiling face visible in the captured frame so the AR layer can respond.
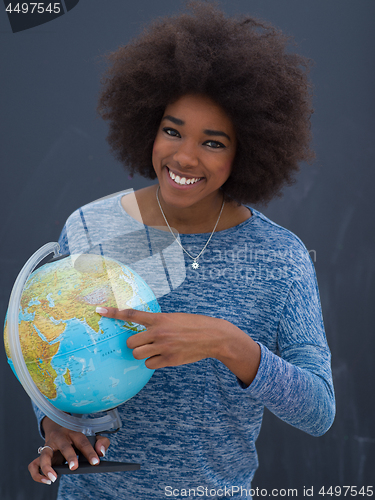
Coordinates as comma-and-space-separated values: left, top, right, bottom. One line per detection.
152, 94, 237, 211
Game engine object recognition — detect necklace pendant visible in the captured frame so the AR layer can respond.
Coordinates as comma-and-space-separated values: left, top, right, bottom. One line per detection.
156, 187, 224, 275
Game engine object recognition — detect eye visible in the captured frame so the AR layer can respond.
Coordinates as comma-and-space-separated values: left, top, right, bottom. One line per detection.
162, 127, 181, 138
204, 140, 226, 149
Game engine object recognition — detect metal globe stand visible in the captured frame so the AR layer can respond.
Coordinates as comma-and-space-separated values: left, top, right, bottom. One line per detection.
7, 243, 140, 474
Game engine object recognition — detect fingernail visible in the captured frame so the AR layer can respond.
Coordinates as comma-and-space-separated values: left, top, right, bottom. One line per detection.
48, 472, 57, 483
91, 457, 100, 465
69, 461, 75, 470
100, 446, 106, 457
41, 478, 52, 485
96, 307, 108, 314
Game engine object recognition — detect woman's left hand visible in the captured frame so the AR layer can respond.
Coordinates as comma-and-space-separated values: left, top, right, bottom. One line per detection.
96, 307, 261, 386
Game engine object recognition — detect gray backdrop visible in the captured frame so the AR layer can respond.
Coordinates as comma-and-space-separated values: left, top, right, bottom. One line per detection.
1, 1, 374, 498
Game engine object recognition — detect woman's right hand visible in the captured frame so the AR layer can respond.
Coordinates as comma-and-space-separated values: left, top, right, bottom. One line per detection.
28, 417, 110, 484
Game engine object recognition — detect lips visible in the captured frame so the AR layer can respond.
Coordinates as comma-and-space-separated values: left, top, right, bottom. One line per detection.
167, 167, 203, 186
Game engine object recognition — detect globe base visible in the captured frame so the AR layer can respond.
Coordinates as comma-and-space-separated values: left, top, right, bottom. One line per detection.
54, 460, 140, 475
52, 435, 140, 475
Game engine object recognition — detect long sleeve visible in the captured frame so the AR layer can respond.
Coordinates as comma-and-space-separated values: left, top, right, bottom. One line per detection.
32, 401, 47, 439
243, 260, 335, 437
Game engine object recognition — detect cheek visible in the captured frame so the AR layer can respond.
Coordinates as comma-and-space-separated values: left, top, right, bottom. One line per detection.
152, 132, 168, 158
151, 140, 162, 168
224, 148, 237, 177
151, 140, 157, 158
225, 158, 234, 172
219, 158, 234, 180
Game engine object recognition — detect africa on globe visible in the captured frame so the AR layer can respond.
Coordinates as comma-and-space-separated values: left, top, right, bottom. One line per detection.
4, 254, 160, 415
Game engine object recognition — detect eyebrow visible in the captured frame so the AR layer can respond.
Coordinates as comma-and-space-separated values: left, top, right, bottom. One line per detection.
162, 115, 231, 142
163, 115, 184, 126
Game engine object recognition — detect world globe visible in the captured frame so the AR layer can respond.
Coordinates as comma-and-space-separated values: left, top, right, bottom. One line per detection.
4, 253, 160, 415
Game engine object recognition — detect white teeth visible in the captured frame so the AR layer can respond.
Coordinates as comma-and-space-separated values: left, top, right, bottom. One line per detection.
168, 168, 201, 185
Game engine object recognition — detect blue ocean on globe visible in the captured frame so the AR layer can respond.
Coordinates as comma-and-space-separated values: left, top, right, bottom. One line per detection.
4, 254, 160, 415
47, 314, 157, 414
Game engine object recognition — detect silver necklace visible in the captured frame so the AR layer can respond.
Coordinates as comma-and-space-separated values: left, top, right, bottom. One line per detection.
156, 186, 225, 269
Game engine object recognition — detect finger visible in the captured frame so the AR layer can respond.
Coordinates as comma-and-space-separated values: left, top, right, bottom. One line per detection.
47, 437, 80, 471
126, 329, 155, 349
132, 344, 160, 361
69, 433, 100, 467
95, 435, 111, 458
96, 306, 156, 327
37, 445, 60, 482
145, 354, 168, 370
28, 457, 56, 485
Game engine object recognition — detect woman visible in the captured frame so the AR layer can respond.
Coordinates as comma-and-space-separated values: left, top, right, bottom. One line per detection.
29, 2, 335, 498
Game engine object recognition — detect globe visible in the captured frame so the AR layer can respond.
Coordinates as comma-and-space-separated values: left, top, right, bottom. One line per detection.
4, 253, 160, 415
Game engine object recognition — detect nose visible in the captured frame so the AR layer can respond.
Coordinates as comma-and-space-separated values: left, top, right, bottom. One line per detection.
172, 139, 199, 168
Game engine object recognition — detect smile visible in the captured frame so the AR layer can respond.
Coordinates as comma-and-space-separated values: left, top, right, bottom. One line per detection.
168, 168, 203, 186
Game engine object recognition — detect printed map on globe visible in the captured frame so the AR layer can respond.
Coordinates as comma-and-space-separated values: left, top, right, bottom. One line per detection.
4, 254, 160, 414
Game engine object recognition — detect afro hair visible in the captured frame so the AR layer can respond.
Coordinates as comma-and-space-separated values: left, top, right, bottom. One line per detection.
98, 1, 315, 205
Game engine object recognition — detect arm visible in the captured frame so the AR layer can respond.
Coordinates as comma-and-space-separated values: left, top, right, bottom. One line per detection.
242, 342, 335, 436
99, 257, 335, 438
96, 307, 261, 385
243, 271, 335, 437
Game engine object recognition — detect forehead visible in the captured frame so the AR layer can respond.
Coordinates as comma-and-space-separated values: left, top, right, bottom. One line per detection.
164, 94, 235, 133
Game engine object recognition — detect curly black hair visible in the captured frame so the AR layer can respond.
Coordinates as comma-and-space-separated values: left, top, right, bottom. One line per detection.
97, 1, 314, 205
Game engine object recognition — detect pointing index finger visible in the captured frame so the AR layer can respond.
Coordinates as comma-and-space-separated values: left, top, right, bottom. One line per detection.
95, 306, 156, 327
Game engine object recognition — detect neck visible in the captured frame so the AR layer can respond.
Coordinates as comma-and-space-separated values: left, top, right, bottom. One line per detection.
156, 186, 225, 234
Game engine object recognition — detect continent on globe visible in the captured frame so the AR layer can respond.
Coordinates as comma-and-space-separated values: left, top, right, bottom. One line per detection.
4, 254, 160, 414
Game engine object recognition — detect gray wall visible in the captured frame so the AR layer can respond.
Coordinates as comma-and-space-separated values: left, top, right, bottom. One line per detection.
1, 1, 374, 498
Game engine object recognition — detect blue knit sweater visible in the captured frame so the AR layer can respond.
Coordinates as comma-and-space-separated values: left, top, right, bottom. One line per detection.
33, 191, 335, 499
